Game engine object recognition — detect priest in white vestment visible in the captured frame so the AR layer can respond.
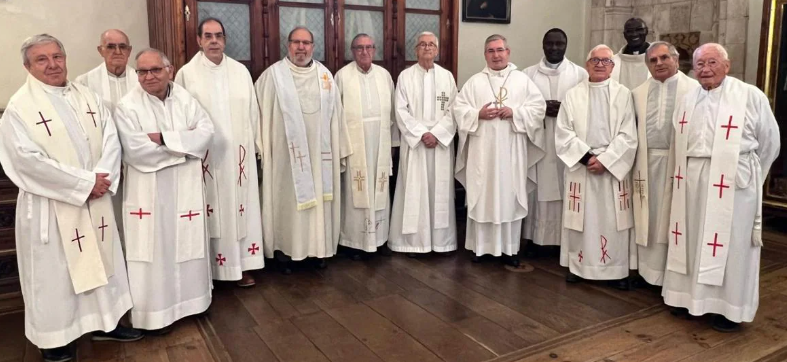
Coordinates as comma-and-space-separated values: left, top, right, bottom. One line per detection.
631, 42, 699, 287
555, 45, 638, 290
663, 43, 780, 332
115, 49, 214, 332
75, 29, 139, 245
0, 34, 142, 361
335, 34, 395, 259
254, 27, 351, 273
75, 29, 138, 111
522, 28, 588, 254
175, 18, 264, 287
611, 18, 652, 90
455, 34, 545, 266
389, 31, 458, 255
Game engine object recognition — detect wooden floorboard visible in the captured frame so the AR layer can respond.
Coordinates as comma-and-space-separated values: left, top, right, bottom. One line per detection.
5, 226, 787, 362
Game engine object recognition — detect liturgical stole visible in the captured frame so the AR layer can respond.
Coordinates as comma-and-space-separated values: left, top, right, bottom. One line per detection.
79, 62, 139, 107
341, 63, 391, 211
631, 73, 696, 247
13, 75, 115, 294
272, 60, 335, 210
667, 77, 748, 286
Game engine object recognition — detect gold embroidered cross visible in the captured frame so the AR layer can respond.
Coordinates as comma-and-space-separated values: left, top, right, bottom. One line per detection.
354, 170, 365, 191
322, 73, 332, 90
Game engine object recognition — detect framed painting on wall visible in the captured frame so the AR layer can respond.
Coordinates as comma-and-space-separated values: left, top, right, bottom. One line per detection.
462, 0, 511, 24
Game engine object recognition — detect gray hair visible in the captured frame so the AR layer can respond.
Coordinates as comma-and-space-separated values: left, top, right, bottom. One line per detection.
351, 33, 373, 48
645, 41, 679, 63
21, 34, 66, 66
484, 34, 508, 49
586, 44, 613, 61
134, 48, 172, 67
416, 31, 439, 48
693, 43, 729, 61
288, 26, 314, 42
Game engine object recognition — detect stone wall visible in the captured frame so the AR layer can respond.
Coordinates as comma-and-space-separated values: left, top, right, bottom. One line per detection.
589, 0, 749, 80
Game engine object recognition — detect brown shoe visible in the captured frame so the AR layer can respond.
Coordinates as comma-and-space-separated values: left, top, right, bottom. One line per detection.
237, 272, 256, 288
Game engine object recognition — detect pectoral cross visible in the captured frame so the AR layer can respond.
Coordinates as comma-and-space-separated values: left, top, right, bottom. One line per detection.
437, 92, 449, 111
493, 86, 508, 109
354, 171, 365, 191
322, 73, 332, 90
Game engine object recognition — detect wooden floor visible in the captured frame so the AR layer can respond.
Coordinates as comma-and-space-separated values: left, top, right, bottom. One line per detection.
5, 227, 787, 362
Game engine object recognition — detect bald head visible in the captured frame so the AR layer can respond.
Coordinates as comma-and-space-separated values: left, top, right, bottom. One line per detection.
98, 29, 132, 75
100, 29, 130, 45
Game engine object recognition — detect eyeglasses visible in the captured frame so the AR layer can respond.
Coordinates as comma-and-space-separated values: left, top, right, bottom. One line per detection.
202, 32, 225, 41
352, 45, 375, 52
694, 59, 720, 70
289, 40, 314, 46
104, 43, 130, 52
589, 57, 614, 66
417, 42, 437, 49
136, 67, 168, 76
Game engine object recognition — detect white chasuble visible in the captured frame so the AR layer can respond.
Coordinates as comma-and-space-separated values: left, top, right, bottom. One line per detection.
0, 78, 131, 348
555, 79, 638, 280
389, 63, 457, 253
631, 72, 698, 286
176, 52, 264, 280
335, 62, 395, 252
115, 83, 214, 329
662, 76, 780, 323
255, 58, 351, 260
611, 50, 651, 90
455, 64, 546, 257
522, 58, 588, 246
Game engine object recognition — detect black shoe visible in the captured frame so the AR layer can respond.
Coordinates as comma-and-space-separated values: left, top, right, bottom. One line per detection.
504, 255, 520, 268
471, 255, 481, 263
565, 272, 581, 283
144, 325, 174, 336
629, 274, 647, 289
406, 253, 419, 258
313, 258, 328, 269
670, 307, 689, 317
523, 240, 538, 258
712, 315, 741, 333
438, 251, 453, 257
609, 278, 630, 291
350, 252, 364, 261
91, 325, 144, 342
278, 262, 293, 275
378, 244, 393, 256
40, 346, 72, 362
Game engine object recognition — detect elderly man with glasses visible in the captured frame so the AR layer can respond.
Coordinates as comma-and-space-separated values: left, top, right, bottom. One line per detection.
0, 33, 143, 362
662, 43, 780, 332
334, 34, 397, 260
254, 26, 351, 274
115, 48, 215, 335
555, 44, 638, 290
75, 29, 138, 112
389, 31, 458, 257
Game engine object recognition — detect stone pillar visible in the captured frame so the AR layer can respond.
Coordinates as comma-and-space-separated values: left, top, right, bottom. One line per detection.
722, 0, 748, 80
